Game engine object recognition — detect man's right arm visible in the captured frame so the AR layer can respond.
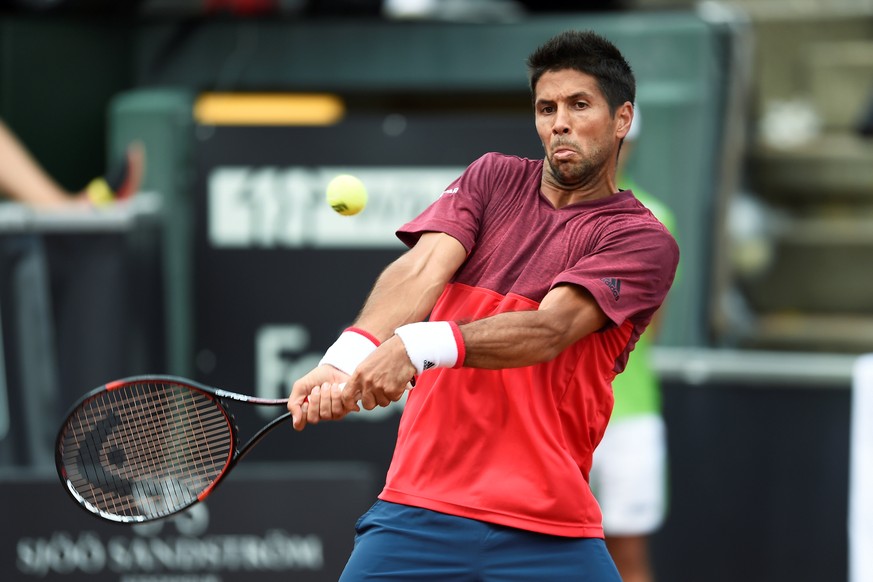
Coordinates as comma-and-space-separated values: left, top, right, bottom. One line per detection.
354, 232, 467, 340
289, 231, 466, 428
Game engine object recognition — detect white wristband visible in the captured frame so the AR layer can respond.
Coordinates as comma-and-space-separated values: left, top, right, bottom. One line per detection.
394, 321, 465, 375
319, 328, 379, 375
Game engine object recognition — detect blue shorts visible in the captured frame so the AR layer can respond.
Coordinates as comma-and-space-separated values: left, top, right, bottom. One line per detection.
339, 500, 621, 581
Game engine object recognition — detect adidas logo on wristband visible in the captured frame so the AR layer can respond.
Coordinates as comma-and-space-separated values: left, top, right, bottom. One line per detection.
394, 321, 464, 375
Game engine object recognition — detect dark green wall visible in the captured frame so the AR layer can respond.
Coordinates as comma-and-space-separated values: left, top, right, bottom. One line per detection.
0, 15, 134, 192
123, 13, 738, 349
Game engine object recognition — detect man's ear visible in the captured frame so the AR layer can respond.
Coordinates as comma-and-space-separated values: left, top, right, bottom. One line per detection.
616, 102, 634, 140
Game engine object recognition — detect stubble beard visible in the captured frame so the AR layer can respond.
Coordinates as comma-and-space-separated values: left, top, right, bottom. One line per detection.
545, 143, 610, 190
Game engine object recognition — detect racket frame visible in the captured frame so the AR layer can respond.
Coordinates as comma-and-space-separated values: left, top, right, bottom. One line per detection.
55, 374, 289, 523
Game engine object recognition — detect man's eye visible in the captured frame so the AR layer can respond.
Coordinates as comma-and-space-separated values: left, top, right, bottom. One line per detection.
540, 106, 554, 114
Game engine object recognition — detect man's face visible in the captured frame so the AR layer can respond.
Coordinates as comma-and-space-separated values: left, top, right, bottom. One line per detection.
533, 68, 627, 190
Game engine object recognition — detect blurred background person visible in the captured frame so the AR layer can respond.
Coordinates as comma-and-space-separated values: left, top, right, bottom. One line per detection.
589, 105, 678, 582
0, 118, 144, 208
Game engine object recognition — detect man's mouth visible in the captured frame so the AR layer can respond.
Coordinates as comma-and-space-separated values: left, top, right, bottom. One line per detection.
552, 147, 576, 161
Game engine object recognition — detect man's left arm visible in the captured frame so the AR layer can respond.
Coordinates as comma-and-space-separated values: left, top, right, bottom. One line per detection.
452, 283, 608, 369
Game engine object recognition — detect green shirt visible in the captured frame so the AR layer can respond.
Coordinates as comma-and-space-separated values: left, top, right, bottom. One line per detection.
611, 178, 678, 419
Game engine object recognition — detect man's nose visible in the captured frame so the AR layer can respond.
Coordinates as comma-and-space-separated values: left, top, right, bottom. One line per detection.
552, 109, 571, 134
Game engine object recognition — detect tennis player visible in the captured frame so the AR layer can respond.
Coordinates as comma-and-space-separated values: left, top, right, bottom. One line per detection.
289, 29, 679, 581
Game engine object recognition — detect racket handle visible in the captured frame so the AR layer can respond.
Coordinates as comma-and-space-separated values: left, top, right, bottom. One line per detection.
300, 382, 347, 406
300, 381, 413, 406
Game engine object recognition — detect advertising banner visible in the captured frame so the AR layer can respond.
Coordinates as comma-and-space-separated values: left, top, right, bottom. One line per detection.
2, 464, 375, 582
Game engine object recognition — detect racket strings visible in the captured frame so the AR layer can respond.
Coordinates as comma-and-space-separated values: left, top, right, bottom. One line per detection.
58, 382, 234, 521
109, 385, 226, 479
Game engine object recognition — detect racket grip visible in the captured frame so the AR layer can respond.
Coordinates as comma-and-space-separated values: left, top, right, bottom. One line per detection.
300, 380, 415, 409
300, 382, 347, 406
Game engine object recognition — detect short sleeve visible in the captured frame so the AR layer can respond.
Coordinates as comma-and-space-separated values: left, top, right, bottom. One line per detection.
554, 218, 679, 327
396, 154, 499, 253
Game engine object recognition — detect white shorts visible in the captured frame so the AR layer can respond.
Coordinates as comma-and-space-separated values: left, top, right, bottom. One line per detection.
590, 413, 667, 536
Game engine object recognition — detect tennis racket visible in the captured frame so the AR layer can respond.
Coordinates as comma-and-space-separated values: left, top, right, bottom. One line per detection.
55, 374, 294, 524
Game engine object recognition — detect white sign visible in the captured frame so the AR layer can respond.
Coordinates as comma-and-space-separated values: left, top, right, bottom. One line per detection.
850, 354, 873, 582
208, 166, 464, 249
16, 504, 323, 578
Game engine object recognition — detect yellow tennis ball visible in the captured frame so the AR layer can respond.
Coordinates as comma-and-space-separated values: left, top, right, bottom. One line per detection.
84, 177, 115, 206
326, 174, 367, 216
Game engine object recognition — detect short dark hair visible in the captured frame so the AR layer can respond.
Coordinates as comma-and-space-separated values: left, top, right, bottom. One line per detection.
526, 30, 636, 114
